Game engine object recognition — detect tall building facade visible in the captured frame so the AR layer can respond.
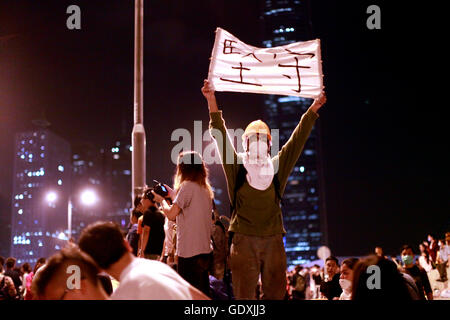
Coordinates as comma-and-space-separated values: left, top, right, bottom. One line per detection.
105, 138, 134, 230
10, 129, 71, 264
261, 0, 328, 266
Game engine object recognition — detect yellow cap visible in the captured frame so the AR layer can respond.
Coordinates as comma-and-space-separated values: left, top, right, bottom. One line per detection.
243, 120, 271, 141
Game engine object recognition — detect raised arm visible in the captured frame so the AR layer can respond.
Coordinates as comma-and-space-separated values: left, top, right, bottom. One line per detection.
275, 92, 327, 193
201, 79, 219, 113
201, 80, 239, 200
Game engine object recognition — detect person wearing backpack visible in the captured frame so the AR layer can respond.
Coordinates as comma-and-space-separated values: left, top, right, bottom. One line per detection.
0, 273, 17, 301
201, 79, 326, 300
291, 265, 307, 300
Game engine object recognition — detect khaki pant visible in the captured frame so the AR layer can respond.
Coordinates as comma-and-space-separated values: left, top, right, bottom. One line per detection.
230, 233, 287, 300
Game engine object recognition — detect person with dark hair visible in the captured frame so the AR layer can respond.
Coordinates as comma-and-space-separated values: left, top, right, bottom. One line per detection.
202, 80, 326, 300
21, 262, 32, 297
31, 245, 108, 300
4, 257, 21, 298
320, 256, 342, 300
436, 238, 449, 282
310, 264, 322, 299
138, 188, 165, 260
374, 246, 388, 259
24, 258, 46, 300
152, 151, 214, 297
338, 258, 359, 300
290, 265, 307, 300
352, 255, 412, 300
426, 234, 439, 264
97, 274, 114, 296
78, 221, 208, 300
0, 256, 4, 274
400, 245, 433, 300
133, 196, 145, 245
126, 208, 142, 256
418, 243, 434, 273
0, 272, 16, 300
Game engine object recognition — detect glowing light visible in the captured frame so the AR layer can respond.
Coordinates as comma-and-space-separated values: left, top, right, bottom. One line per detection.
81, 190, 97, 206
46, 192, 57, 203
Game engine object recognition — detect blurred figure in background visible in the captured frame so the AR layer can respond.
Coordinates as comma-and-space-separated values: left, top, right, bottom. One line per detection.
418, 243, 434, 273
352, 255, 412, 300
400, 244, 433, 300
20, 263, 32, 297
436, 238, 449, 282
4, 257, 21, 299
426, 234, 439, 265
375, 246, 388, 260
338, 258, 359, 300
126, 208, 142, 256
290, 265, 307, 300
320, 256, 342, 300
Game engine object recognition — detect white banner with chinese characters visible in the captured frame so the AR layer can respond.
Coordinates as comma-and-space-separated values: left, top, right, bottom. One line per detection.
208, 28, 324, 98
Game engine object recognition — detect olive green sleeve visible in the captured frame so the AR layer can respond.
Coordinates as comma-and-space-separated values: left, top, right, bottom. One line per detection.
275, 107, 319, 194
209, 111, 240, 202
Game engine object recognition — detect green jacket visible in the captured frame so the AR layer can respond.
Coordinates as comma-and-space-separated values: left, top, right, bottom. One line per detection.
209, 107, 319, 236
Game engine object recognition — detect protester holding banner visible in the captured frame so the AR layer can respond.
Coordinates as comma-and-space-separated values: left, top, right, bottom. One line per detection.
201, 79, 326, 300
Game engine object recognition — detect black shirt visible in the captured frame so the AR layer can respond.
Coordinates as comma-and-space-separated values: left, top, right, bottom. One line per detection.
4, 269, 21, 292
404, 265, 432, 300
320, 273, 342, 300
142, 207, 165, 255
126, 224, 139, 256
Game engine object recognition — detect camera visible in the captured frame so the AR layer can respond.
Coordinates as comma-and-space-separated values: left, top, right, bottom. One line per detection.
153, 180, 172, 204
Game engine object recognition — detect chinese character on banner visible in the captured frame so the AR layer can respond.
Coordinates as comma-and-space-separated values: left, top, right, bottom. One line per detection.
207, 28, 324, 98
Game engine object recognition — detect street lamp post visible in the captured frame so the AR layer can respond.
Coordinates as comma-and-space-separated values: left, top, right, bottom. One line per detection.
46, 189, 97, 240
132, 0, 147, 201
68, 198, 73, 239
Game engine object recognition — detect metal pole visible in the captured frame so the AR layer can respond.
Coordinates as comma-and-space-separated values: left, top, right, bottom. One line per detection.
132, 0, 147, 201
68, 197, 72, 240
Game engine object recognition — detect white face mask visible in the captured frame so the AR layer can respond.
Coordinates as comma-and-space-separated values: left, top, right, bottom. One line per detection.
339, 279, 352, 292
247, 140, 269, 163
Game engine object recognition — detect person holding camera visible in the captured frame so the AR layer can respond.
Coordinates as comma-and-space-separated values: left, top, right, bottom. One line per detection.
138, 188, 165, 261
151, 151, 214, 297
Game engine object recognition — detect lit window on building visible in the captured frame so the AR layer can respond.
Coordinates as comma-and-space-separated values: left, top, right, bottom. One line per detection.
58, 165, 64, 172
113, 154, 120, 160
58, 179, 63, 186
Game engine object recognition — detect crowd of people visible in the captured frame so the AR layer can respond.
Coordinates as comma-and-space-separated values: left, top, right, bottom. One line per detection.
281, 233, 450, 301
1, 81, 448, 301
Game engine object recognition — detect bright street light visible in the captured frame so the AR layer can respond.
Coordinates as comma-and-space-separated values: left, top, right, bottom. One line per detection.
81, 190, 98, 206
44, 189, 99, 240
46, 192, 57, 203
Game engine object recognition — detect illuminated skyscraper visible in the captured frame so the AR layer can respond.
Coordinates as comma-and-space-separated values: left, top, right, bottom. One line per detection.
261, 0, 328, 266
10, 128, 71, 264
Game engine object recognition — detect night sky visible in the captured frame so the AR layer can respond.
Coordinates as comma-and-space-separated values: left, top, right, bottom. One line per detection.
0, 0, 448, 258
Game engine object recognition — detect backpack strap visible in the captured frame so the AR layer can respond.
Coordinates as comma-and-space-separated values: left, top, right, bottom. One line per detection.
230, 164, 248, 217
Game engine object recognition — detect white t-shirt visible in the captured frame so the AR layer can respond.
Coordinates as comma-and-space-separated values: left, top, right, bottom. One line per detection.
418, 256, 433, 273
111, 258, 193, 300
174, 181, 213, 258
163, 218, 176, 256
